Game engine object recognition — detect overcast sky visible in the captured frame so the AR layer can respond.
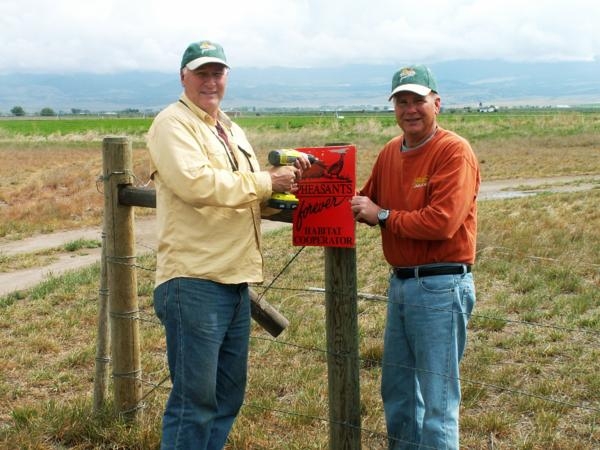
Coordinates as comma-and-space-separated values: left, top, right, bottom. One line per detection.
1, 0, 598, 74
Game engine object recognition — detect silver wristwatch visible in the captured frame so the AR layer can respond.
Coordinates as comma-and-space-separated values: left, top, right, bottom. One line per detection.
377, 209, 390, 228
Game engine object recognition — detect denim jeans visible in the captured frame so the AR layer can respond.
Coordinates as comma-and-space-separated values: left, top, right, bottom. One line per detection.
153, 277, 251, 450
381, 269, 475, 450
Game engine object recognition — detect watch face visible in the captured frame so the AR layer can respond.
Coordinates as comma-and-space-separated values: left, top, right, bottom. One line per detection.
378, 209, 389, 221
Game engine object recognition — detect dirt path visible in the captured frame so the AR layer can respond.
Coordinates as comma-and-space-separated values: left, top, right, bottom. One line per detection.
0, 175, 597, 297
478, 175, 599, 200
0, 217, 290, 297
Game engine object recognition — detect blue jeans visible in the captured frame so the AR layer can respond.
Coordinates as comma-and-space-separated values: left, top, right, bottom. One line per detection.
381, 269, 475, 450
153, 277, 251, 450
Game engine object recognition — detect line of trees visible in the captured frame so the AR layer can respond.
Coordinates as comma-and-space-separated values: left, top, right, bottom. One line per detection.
9, 106, 56, 116
4, 106, 152, 118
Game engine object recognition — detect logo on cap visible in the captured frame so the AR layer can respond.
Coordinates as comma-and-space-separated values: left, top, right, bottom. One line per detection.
398, 67, 417, 82
199, 41, 217, 54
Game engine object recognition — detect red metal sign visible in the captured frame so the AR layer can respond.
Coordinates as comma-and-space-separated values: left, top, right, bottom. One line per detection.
292, 145, 356, 247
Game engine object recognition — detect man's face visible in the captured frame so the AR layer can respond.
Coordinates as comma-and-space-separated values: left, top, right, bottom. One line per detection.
393, 91, 441, 144
181, 63, 228, 117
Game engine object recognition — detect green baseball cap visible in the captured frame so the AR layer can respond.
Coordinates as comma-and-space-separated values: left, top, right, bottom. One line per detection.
389, 65, 438, 100
181, 40, 229, 70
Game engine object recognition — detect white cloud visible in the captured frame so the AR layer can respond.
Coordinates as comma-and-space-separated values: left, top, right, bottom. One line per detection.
1, 0, 598, 74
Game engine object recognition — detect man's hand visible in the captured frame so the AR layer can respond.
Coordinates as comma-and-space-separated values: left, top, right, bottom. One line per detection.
268, 154, 311, 193
350, 195, 379, 226
269, 166, 299, 193
293, 153, 312, 172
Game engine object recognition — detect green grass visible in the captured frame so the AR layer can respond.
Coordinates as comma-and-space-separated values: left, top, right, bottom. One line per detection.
63, 238, 101, 252
1, 190, 599, 448
0, 117, 153, 138
1, 110, 598, 141
440, 110, 600, 141
0, 112, 599, 448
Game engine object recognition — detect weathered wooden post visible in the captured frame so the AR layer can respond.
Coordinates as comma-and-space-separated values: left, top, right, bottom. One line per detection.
325, 246, 361, 449
93, 230, 110, 413
102, 136, 142, 420
293, 143, 360, 449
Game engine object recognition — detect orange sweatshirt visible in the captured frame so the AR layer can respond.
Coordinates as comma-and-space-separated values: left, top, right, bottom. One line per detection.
360, 127, 480, 267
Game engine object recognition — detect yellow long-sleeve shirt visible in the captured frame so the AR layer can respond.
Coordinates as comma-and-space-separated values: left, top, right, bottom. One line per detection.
147, 93, 273, 286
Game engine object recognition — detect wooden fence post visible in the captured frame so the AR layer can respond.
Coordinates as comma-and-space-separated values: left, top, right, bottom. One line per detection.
102, 136, 142, 420
325, 247, 361, 449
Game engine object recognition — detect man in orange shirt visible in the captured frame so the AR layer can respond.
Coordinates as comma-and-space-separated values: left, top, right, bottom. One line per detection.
351, 65, 480, 449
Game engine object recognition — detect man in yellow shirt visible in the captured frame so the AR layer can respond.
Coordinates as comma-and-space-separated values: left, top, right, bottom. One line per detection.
147, 40, 309, 450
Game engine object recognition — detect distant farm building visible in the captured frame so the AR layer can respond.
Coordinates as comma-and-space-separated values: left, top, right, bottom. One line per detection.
478, 103, 498, 113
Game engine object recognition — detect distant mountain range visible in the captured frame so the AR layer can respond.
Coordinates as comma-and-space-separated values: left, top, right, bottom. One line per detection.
1, 59, 599, 114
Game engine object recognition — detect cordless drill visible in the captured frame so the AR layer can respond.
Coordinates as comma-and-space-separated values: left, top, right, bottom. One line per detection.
267, 149, 317, 210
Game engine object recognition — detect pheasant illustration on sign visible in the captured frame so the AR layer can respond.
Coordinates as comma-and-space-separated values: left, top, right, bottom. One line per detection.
303, 148, 351, 182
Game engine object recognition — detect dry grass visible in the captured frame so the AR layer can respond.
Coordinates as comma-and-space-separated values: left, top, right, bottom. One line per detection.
1, 112, 599, 240
0, 112, 599, 448
472, 133, 600, 181
0, 144, 153, 238
1, 190, 598, 448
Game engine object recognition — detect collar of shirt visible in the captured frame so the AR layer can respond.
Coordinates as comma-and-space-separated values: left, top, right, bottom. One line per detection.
179, 93, 233, 129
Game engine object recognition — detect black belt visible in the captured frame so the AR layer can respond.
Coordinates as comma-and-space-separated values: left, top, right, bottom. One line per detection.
393, 264, 471, 279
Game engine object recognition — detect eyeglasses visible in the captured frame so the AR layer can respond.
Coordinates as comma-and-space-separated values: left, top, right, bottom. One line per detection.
191, 69, 228, 81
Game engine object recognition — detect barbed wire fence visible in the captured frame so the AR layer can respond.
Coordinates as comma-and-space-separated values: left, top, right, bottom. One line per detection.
104, 246, 600, 448
98, 137, 600, 448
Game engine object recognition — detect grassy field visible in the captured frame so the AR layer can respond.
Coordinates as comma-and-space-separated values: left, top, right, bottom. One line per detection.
0, 112, 599, 449
1, 111, 599, 239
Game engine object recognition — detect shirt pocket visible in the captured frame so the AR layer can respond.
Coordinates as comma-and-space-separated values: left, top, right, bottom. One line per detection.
204, 142, 232, 170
